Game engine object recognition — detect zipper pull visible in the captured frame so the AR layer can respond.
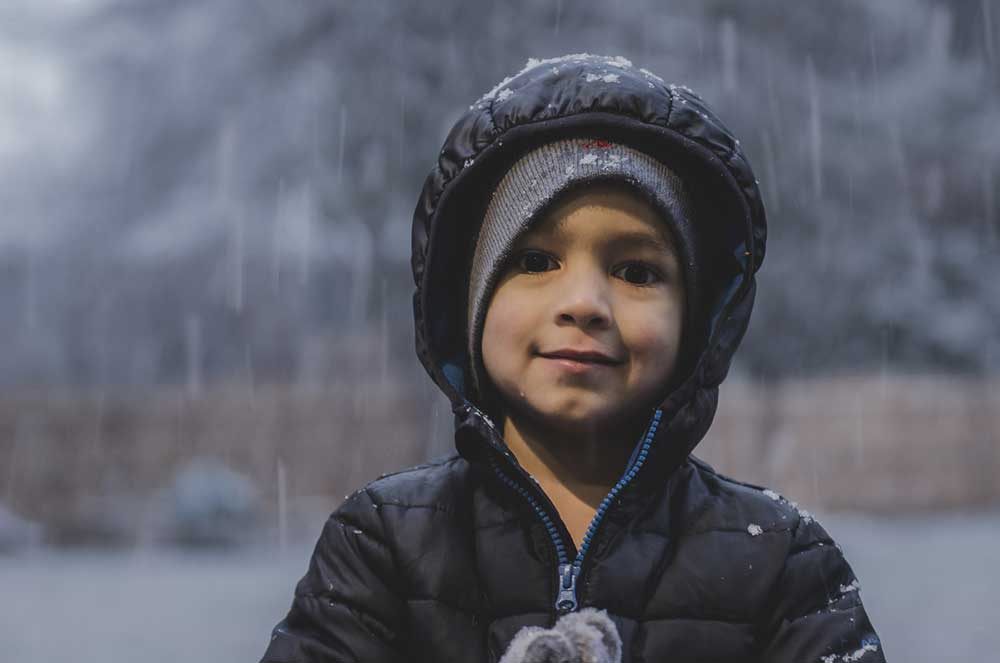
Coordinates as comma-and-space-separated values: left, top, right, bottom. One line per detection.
556, 563, 579, 614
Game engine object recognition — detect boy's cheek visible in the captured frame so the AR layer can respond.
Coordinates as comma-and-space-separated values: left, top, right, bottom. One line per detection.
484, 298, 534, 343
625, 316, 682, 354
482, 308, 533, 374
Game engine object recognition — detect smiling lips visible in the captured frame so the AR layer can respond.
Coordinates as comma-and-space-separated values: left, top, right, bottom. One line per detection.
538, 348, 622, 366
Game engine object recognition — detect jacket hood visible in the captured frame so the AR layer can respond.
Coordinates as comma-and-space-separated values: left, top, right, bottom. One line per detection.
410, 54, 767, 483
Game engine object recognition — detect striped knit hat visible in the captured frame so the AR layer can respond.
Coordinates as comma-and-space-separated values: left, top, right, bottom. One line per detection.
467, 137, 702, 401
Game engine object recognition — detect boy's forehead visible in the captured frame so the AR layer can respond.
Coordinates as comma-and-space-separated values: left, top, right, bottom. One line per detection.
527, 222, 676, 253
518, 190, 680, 255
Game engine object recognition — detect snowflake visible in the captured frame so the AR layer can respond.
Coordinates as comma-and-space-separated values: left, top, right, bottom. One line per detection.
843, 643, 880, 662
639, 67, 665, 83
787, 500, 815, 524
604, 55, 633, 68
479, 54, 633, 104
821, 641, 880, 662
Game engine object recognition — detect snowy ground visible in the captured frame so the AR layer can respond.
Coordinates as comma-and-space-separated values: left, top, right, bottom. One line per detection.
1, 508, 997, 663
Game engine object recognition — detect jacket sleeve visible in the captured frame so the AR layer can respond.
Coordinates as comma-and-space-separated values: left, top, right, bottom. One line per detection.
759, 513, 887, 663
259, 487, 407, 663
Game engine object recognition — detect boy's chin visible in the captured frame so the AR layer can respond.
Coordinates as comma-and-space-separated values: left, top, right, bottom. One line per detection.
513, 394, 638, 435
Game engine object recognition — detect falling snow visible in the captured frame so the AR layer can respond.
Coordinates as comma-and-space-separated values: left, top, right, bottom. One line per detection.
3, 5, 999, 662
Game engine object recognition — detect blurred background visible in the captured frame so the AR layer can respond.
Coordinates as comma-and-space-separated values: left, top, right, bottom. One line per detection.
1, 0, 997, 660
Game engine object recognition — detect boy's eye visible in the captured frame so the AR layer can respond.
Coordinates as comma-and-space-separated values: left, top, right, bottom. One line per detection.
614, 262, 661, 286
517, 251, 554, 273
513, 250, 662, 286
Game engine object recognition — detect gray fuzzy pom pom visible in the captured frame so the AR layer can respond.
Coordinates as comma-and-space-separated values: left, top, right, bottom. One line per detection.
498, 608, 622, 663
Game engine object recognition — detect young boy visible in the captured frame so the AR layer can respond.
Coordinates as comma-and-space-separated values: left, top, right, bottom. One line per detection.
260, 54, 886, 663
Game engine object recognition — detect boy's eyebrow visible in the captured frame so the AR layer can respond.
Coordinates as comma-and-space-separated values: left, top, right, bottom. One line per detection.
602, 230, 677, 254
528, 226, 677, 255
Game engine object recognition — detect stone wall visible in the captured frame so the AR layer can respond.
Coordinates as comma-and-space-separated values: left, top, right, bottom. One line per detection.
698, 374, 1000, 511
1, 374, 997, 545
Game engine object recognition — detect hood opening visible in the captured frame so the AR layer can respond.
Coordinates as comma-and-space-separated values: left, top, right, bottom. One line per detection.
416, 112, 756, 425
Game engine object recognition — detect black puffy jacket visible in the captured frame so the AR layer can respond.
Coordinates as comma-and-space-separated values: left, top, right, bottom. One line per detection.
260, 54, 886, 663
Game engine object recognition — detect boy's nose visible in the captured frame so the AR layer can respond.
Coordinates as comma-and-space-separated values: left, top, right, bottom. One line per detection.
552, 269, 613, 329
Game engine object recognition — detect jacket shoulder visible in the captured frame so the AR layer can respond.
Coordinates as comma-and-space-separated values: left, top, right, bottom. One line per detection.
358, 452, 473, 513
682, 455, 818, 537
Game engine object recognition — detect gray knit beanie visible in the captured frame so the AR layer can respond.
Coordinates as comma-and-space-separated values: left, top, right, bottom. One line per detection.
467, 137, 702, 402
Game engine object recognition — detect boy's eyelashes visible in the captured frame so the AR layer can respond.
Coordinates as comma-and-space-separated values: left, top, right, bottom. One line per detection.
507, 249, 666, 286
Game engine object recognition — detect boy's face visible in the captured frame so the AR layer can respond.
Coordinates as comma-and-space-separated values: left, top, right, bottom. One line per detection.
481, 181, 686, 436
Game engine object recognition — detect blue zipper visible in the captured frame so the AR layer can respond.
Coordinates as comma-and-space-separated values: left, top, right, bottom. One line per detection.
485, 407, 663, 614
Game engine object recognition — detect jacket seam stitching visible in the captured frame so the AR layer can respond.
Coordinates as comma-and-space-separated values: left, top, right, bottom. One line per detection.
474, 517, 523, 530
796, 592, 864, 620
786, 535, 836, 559
486, 95, 500, 138
329, 512, 390, 551
298, 590, 399, 642
638, 614, 755, 625
361, 486, 403, 592
687, 525, 795, 536
376, 501, 456, 515
693, 460, 774, 494
406, 596, 480, 616
429, 162, 445, 209
664, 86, 676, 125
371, 455, 461, 483
690, 464, 804, 527
631, 525, 795, 538
487, 98, 676, 144
469, 523, 492, 638
635, 517, 676, 653
756, 512, 805, 637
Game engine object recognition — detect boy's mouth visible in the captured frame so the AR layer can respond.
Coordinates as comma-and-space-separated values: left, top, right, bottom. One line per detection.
539, 355, 620, 376
538, 348, 622, 365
